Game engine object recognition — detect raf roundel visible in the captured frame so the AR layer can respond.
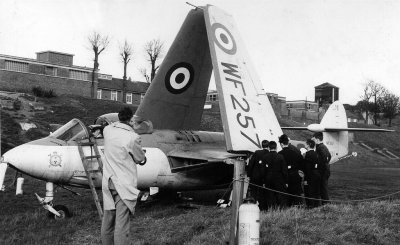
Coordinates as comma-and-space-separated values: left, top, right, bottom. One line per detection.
211, 23, 237, 55
165, 62, 194, 94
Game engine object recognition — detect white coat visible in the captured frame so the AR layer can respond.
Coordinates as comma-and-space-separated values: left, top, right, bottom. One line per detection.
102, 122, 145, 212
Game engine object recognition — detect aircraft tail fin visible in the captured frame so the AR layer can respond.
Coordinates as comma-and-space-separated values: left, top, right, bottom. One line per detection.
319, 101, 349, 163
135, 8, 212, 130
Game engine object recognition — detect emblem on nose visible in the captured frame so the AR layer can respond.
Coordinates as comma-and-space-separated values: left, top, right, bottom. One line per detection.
49, 152, 62, 167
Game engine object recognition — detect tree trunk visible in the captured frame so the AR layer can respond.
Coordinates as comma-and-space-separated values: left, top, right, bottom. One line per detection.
374, 95, 378, 125
91, 54, 99, 99
122, 62, 127, 103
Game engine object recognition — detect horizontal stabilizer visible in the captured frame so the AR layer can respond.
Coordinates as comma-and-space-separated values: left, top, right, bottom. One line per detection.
281, 127, 308, 130
330, 127, 394, 132
281, 126, 394, 132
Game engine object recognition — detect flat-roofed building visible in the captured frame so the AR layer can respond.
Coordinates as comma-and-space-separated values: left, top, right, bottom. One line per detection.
286, 100, 319, 112
0, 51, 149, 105
315, 82, 339, 107
0, 51, 94, 97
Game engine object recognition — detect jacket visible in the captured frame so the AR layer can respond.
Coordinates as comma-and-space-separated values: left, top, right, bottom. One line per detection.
247, 149, 269, 183
102, 122, 145, 212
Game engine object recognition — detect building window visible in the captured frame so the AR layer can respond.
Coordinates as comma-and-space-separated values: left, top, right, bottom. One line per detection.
69, 70, 89, 81
45, 66, 57, 76
97, 89, 102, 99
98, 74, 112, 80
307, 103, 311, 110
209, 94, 218, 101
126, 93, 132, 104
5, 60, 29, 72
111, 90, 117, 101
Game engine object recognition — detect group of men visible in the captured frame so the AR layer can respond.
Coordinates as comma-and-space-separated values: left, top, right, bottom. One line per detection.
246, 133, 331, 210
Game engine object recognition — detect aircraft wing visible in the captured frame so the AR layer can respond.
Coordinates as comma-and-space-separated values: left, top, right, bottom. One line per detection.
167, 148, 246, 162
204, 5, 283, 152
167, 147, 246, 173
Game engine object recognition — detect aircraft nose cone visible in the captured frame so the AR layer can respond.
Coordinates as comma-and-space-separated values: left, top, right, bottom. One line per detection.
2, 145, 25, 170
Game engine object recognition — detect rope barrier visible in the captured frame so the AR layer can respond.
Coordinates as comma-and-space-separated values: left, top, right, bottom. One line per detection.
229, 178, 400, 204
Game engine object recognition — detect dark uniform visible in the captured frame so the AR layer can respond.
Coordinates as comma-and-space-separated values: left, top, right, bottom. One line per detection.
262, 151, 288, 208
279, 147, 303, 206
288, 143, 302, 155
315, 143, 331, 204
247, 149, 269, 210
303, 150, 321, 208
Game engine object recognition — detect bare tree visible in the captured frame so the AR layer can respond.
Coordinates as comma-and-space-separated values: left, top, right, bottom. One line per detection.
119, 40, 133, 103
88, 31, 110, 98
139, 68, 150, 83
368, 81, 386, 125
378, 91, 399, 127
142, 39, 164, 83
360, 82, 373, 124
120, 39, 133, 81
360, 80, 385, 125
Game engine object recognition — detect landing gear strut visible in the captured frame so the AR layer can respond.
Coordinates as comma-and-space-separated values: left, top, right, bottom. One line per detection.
47, 205, 71, 220
35, 182, 71, 219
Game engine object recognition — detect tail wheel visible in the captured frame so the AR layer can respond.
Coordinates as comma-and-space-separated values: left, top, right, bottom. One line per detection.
47, 205, 71, 219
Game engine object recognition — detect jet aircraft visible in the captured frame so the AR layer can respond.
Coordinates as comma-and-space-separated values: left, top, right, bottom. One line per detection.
0, 5, 393, 218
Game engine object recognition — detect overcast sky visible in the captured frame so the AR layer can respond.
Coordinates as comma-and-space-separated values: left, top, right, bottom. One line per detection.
1, 0, 399, 104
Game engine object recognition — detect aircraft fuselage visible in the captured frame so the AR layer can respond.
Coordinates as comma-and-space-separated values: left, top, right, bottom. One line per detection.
3, 129, 235, 191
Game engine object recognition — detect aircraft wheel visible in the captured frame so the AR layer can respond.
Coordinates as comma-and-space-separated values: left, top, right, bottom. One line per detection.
47, 205, 71, 219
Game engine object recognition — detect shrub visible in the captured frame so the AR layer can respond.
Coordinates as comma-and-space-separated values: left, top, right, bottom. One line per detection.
43, 89, 55, 98
13, 99, 22, 110
31, 86, 56, 98
32, 86, 44, 97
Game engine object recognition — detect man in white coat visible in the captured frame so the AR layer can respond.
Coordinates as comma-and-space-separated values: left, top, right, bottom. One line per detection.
101, 107, 146, 245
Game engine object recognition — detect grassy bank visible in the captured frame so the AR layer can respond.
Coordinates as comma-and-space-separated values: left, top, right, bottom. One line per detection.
1, 92, 400, 244
1, 192, 400, 244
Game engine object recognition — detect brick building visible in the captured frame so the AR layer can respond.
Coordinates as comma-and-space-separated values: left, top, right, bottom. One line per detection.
97, 76, 148, 104
0, 51, 149, 104
286, 100, 319, 112
0, 51, 94, 97
315, 82, 339, 107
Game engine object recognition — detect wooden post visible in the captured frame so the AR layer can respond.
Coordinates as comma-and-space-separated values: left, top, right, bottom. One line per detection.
229, 159, 246, 245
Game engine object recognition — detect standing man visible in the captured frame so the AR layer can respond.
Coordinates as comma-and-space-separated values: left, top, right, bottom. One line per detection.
101, 107, 146, 245
303, 139, 321, 208
278, 134, 303, 206
312, 132, 331, 205
282, 134, 302, 156
263, 141, 288, 209
247, 140, 269, 210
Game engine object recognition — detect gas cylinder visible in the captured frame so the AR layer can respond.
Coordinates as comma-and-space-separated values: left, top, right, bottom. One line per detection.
238, 198, 260, 245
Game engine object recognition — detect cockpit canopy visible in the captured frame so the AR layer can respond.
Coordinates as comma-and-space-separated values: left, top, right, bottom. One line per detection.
94, 113, 119, 126
50, 119, 89, 142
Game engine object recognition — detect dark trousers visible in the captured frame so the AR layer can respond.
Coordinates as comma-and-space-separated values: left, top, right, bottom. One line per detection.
287, 172, 303, 206
101, 190, 135, 245
249, 183, 267, 211
265, 175, 287, 209
304, 172, 321, 208
320, 173, 330, 204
